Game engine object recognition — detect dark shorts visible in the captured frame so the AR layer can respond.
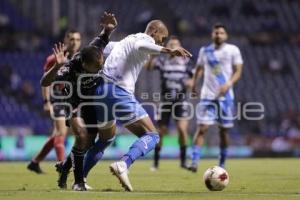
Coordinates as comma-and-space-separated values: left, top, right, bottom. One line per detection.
67, 102, 98, 134
52, 103, 69, 118
157, 99, 190, 126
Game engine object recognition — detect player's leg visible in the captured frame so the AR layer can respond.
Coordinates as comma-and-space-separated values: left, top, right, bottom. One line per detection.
152, 105, 170, 170
174, 101, 190, 168
218, 127, 229, 168
152, 123, 167, 170
122, 115, 159, 167
70, 117, 94, 190
28, 104, 67, 174
153, 103, 171, 170
53, 117, 68, 162
27, 122, 56, 174
188, 124, 209, 172
82, 104, 116, 181
188, 100, 217, 172
95, 82, 159, 191
175, 119, 188, 168
217, 100, 234, 168
110, 116, 159, 192
57, 116, 93, 191
83, 123, 116, 182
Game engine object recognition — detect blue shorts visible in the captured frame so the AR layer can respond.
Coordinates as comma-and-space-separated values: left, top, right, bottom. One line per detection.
94, 82, 148, 127
196, 99, 234, 128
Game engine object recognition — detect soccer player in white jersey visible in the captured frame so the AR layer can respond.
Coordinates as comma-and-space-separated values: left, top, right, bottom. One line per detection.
187, 23, 243, 172
93, 20, 192, 191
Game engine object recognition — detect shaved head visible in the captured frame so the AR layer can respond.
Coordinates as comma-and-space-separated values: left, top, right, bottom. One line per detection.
145, 20, 169, 45
145, 20, 168, 34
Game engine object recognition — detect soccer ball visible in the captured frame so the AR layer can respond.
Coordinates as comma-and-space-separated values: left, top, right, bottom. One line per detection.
203, 166, 229, 191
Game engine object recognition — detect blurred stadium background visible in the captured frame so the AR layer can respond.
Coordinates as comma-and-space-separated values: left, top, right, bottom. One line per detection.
0, 0, 300, 161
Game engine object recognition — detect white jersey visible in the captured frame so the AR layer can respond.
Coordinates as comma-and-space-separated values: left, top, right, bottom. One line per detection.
103, 42, 117, 58
103, 33, 161, 93
196, 43, 243, 100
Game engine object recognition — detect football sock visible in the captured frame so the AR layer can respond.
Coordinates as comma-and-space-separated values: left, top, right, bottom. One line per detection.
71, 147, 86, 184
54, 135, 65, 161
122, 133, 160, 168
33, 135, 55, 163
62, 154, 72, 172
153, 146, 161, 168
180, 145, 187, 166
191, 145, 201, 166
219, 146, 228, 168
83, 136, 115, 177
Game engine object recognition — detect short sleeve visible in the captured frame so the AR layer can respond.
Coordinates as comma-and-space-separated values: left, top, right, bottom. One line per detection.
43, 54, 56, 72
232, 46, 243, 65
196, 47, 205, 67
55, 56, 79, 81
55, 65, 71, 82
103, 41, 117, 57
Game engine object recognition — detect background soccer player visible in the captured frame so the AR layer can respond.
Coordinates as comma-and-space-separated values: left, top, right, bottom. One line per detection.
93, 20, 192, 192
188, 23, 243, 172
146, 36, 193, 171
27, 30, 81, 174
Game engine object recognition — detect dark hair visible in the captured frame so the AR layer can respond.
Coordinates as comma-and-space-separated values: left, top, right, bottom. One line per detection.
80, 46, 102, 65
64, 29, 80, 38
212, 23, 227, 32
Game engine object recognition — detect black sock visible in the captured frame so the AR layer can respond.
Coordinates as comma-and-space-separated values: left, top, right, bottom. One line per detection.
71, 147, 86, 184
180, 146, 187, 166
154, 146, 161, 168
62, 154, 72, 172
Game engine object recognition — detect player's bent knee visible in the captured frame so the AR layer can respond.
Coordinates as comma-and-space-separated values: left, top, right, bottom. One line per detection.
97, 120, 116, 130
152, 133, 160, 144
219, 127, 229, 134
199, 124, 209, 133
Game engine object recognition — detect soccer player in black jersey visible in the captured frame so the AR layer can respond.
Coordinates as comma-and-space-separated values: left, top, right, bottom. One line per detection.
40, 12, 117, 191
146, 36, 194, 170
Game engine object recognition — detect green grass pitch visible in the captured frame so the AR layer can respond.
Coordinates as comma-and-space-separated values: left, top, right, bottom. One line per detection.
0, 158, 299, 200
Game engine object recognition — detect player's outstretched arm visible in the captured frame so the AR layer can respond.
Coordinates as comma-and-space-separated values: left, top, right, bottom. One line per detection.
40, 43, 69, 86
161, 47, 192, 58
135, 40, 192, 58
89, 12, 118, 49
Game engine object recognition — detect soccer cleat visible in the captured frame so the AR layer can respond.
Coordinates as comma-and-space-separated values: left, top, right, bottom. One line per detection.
187, 164, 198, 173
27, 161, 44, 174
55, 162, 69, 189
83, 178, 93, 190
150, 165, 158, 172
180, 163, 189, 170
109, 161, 133, 192
72, 183, 87, 191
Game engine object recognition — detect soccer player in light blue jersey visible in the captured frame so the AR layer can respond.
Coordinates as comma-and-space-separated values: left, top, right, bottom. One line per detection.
188, 23, 243, 172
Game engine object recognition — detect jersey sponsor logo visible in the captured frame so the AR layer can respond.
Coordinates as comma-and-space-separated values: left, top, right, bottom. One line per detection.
211, 64, 222, 75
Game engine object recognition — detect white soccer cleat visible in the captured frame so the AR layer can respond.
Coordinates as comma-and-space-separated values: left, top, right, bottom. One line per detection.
150, 166, 158, 172
83, 178, 93, 190
72, 183, 87, 191
109, 161, 133, 192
